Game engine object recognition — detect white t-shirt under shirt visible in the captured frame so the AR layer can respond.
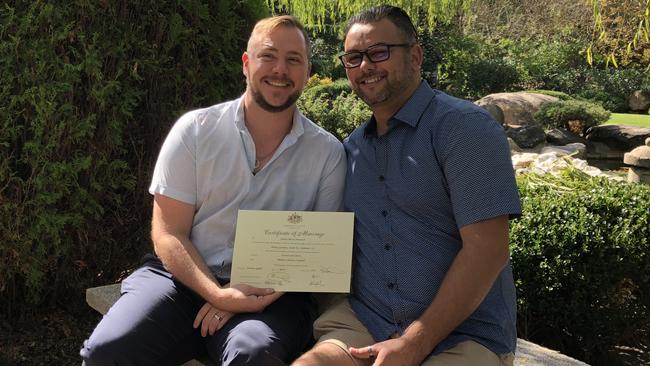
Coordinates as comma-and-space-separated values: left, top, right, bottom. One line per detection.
149, 95, 346, 277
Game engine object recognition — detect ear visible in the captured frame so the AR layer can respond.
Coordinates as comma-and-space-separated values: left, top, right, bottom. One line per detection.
410, 44, 424, 71
305, 62, 312, 85
242, 52, 250, 77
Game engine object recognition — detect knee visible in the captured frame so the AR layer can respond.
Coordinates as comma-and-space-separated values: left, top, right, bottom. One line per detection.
80, 337, 120, 366
216, 326, 286, 366
80, 328, 138, 366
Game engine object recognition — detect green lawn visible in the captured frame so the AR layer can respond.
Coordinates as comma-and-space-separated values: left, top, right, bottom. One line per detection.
605, 113, 650, 127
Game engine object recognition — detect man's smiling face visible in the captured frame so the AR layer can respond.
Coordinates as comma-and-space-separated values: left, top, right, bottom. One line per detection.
343, 18, 420, 112
243, 25, 310, 113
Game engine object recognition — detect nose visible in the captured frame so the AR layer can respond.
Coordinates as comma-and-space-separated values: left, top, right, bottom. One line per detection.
272, 59, 289, 75
359, 54, 376, 72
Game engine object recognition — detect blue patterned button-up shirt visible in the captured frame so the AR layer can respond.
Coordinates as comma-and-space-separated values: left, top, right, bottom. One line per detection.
344, 81, 522, 356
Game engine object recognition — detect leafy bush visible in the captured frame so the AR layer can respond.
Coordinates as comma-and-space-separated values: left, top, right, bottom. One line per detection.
309, 35, 346, 80
577, 68, 649, 112
512, 40, 587, 92
298, 78, 370, 140
511, 169, 650, 363
526, 90, 574, 101
465, 58, 520, 99
534, 100, 610, 135
0, 0, 267, 321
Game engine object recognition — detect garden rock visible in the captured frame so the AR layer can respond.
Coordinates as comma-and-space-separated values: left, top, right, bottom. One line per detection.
508, 137, 522, 153
586, 125, 650, 153
624, 143, 650, 168
629, 90, 650, 112
545, 129, 586, 146
540, 143, 586, 158
475, 92, 558, 127
624, 138, 650, 184
480, 103, 505, 124
506, 125, 546, 149
512, 151, 605, 178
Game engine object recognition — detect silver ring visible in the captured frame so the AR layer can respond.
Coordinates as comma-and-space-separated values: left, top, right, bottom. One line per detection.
367, 346, 375, 357
214, 314, 223, 321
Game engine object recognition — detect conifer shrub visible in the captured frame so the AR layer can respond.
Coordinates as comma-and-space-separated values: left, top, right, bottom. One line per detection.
0, 0, 267, 321
511, 169, 650, 363
534, 100, 610, 135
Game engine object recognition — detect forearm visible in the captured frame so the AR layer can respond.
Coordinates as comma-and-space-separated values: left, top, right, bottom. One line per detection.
154, 233, 223, 304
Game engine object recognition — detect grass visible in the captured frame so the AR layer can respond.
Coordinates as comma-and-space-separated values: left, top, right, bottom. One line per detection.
605, 113, 650, 127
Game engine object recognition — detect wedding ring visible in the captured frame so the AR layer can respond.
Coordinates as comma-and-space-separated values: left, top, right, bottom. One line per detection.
367, 346, 375, 357
214, 314, 223, 321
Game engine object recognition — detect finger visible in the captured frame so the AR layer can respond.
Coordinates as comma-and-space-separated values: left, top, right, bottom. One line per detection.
193, 302, 212, 329
241, 284, 276, 296
349, 345, 376, 359
253, 291, 283, 309
201, 307, 218, 337
214, 312, 231, 332
208, 312, 222, 336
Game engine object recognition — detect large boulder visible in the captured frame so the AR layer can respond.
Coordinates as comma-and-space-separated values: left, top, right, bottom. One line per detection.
506, 125, 546, 149
629, 90, 650, 112
476, 92, 558, 127
586, 125, 650, 151
546, 128, 586, 146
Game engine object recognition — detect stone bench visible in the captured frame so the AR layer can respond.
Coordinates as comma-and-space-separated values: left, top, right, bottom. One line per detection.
87, 284, 589, 366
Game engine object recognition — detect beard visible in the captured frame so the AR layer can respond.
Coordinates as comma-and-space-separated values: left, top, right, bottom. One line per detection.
249, 79, 300, 113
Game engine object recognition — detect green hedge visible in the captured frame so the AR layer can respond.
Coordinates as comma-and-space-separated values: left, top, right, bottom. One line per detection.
511, 169, 650, 363
0, 0, 267, 321
534, 99, 611, 135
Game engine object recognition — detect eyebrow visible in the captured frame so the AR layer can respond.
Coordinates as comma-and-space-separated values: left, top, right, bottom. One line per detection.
260, 46, 305, 59
344, 42, 387, 53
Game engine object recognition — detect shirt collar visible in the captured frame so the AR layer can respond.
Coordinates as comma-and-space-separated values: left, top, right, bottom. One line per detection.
363, 80, 436, 137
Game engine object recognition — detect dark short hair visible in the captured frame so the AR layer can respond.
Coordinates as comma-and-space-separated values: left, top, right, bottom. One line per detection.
344, 5, 418, 44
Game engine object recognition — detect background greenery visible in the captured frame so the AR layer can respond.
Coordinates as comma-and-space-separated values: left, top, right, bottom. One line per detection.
0, 0, 267, 322
511, 170, 649, 364
2, 1, 649, 365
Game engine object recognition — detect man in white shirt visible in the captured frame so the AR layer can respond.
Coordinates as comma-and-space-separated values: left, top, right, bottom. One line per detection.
81, 15, 346, 366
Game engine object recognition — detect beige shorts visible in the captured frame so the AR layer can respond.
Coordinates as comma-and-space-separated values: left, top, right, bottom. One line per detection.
314, 298, 514, 366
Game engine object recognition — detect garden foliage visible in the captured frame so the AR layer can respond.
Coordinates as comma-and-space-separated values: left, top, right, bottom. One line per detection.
534, 100, 611, 135
298, 76, 371, 141
0, 0, 267, 321
511, 169, 650, 363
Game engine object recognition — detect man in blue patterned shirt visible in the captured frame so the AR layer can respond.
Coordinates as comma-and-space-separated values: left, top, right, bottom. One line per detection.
293, 5, 522, 366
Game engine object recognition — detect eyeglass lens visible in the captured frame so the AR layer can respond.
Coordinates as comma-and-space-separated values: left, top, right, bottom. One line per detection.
342, 45, 390, 67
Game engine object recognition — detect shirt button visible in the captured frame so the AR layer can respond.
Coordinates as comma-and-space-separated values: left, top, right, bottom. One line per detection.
381, 210, 388, 217
379, 175, 385, 182
384, 244, 391, 250
387, 282, 395, 289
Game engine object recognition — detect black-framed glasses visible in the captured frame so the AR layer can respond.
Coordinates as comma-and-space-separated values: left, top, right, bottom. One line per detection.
338, 43, 413, 69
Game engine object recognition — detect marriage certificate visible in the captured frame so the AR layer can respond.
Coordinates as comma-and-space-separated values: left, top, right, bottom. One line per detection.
231, 210, 354, 293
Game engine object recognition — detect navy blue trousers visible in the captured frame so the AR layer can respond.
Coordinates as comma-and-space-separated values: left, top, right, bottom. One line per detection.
80, 255, 315, 366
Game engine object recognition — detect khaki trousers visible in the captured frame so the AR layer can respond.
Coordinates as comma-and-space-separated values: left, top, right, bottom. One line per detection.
314, 299, 514, 366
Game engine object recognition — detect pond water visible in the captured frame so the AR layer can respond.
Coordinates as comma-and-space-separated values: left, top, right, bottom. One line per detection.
587, 159, 629, 172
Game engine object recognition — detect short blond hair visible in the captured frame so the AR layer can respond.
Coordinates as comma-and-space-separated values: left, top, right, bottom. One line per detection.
247, 15, 311, 59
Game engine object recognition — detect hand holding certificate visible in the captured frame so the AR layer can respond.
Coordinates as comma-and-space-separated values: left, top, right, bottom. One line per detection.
231, 210, 354, 293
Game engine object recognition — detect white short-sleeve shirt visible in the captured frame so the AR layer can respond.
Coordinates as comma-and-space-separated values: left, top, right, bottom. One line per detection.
149, 96, 346, 276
